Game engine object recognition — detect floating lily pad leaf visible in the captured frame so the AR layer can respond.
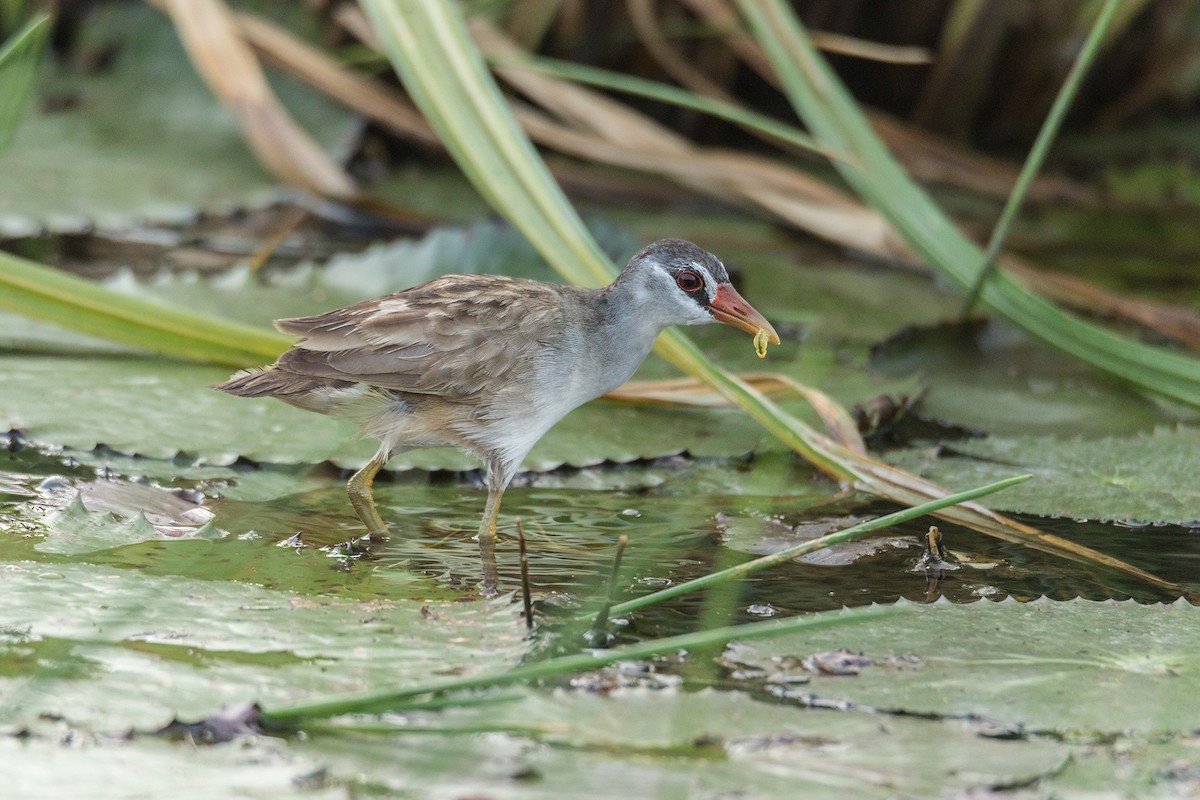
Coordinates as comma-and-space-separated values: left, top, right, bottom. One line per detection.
69, 452, 342, 505
886, 426, 1200, 524
0, 3, 356, 233
1, 735, 338, 800
0, 355, 772, 471
725, 597, 1200, 735
0, 562, 524, 730
870, 319, 1184, 437
93, 220, 639, 330
20, 477, 221, 556
289, 687, 1068, 799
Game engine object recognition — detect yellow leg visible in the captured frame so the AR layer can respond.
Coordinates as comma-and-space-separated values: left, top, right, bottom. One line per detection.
477, 488, 503, 595
347, 449, 391, 538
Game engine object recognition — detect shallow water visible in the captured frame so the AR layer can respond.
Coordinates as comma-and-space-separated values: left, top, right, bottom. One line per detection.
5, 441, 1194, 646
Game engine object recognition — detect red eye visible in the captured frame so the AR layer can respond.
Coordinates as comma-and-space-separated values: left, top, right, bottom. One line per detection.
676, 270, 703, 292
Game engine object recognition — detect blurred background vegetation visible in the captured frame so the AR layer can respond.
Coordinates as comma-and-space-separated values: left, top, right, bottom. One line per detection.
3, 0, 1199, 344
3, 4, 1200, 794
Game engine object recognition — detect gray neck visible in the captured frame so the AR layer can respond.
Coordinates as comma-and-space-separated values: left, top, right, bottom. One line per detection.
574, 276, 669, 396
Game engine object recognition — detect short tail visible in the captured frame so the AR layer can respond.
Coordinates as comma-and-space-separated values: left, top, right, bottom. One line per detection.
213, 367, 349, 398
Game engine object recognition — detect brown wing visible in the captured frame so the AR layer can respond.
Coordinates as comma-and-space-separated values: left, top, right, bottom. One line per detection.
272, 275, 568, 402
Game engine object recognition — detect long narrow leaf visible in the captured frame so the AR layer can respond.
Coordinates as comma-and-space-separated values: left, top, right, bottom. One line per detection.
736, 0, 1200, 407
0, 14, 49, 152
962, 0, 1119, 312
497, 53, 829, 157
606, 474, 1031, 617
260, 605, 900, 725
0, 250, 291, 365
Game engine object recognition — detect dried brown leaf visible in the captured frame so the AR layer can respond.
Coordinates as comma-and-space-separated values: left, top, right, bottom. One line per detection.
609, 373, 867, 453
474, 22, 1197, 349
679, 0, 1090, 205
152, 0, 356, 198
235, 11, 439, 147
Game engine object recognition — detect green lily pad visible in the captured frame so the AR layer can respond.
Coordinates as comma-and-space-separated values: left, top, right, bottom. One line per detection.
1, 735, 336, 800
16, 477, 221, 556
0, 3, 356, 233
98, 221, 635, 329
886, 426, 1200, 524
286, 687, 1069, 799
0, 561, 524, 729
869, 319, 1184, 438
725, 597, 1200, 735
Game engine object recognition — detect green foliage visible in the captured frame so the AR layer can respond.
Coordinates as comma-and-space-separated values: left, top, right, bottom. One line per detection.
0, 250, 291, 365
888, 427, 1200, 523
0, 14, 46, 154
737, 0, 1200, 408
0, 3, 354, 230
727, 597, 1200, 734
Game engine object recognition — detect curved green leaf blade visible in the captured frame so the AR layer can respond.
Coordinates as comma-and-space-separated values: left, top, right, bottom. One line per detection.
0, 14, 48, 153
496, 53, 827, 156
736, 0, 1200, 407
0, 250, 291, 365
962, 0, 1120, 311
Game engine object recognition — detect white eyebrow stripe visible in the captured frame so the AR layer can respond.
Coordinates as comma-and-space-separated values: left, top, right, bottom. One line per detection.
689, 261, 719, 300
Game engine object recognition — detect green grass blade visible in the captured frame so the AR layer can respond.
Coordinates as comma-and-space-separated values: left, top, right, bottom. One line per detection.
0, 250, 291, 365
737, 0, 1200, 407
962, 0, 1119, 313
359, 0, 615, 288
0, 14, 48, 152
0, 12, 47, 153
606, 474, 1031, 617
259, 605, 901, 725
496, 53, 830, 157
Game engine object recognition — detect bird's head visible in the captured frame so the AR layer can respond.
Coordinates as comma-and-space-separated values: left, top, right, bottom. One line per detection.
618, 239, 781, 345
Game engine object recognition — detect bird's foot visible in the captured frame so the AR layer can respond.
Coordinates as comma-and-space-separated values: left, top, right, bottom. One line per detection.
365, 526, 391, 542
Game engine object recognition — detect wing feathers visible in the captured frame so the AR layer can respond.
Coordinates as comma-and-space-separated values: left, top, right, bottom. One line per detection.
267, 275, 571, 402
